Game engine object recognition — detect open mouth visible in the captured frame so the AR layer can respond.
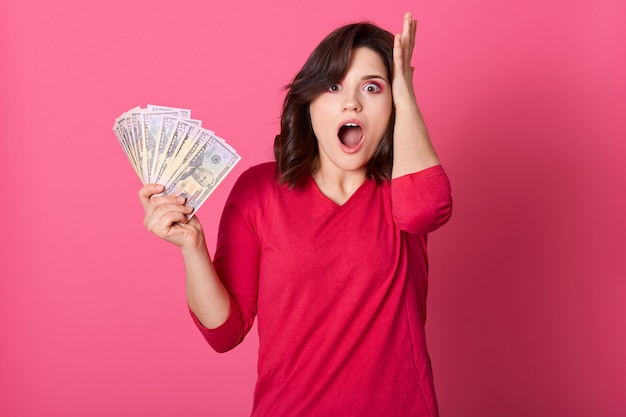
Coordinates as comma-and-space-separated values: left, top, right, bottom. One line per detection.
338, 123, 363, 148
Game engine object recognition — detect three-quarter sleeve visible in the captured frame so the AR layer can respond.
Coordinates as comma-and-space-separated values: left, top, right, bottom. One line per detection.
190, 169, 262, 352
391, 165, 452, 235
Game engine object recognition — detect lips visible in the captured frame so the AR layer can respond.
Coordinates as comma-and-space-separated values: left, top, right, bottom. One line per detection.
337, 121, 364, 152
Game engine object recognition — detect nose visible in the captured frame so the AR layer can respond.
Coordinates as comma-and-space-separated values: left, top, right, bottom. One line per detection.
342, 90, 362, 112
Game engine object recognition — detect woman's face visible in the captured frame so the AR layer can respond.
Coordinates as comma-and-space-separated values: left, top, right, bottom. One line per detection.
310, 47, 392, 178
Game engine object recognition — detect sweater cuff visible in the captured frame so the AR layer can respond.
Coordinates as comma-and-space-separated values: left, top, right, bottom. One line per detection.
188, 303, 241, 353
392, 164, 445, 184
391, 165, 452, 235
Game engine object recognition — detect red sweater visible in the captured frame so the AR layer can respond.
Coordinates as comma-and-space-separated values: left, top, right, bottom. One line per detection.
192, 162, 452, 417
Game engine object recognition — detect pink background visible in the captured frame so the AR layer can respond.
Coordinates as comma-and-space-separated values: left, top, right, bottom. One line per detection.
1, 0, 625, 416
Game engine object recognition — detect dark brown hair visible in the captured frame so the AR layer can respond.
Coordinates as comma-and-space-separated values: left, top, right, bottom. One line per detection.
273, 22, 396, 187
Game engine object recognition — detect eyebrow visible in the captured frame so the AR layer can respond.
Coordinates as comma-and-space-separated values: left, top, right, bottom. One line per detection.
361, 74, 389, 84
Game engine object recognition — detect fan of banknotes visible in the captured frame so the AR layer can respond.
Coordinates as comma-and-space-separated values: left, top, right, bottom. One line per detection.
112, 104, 241, 218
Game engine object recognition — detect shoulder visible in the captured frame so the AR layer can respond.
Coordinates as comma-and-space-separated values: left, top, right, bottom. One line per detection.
233, 161, 277, 191
240, 161, 276, 179
226, 161, 279, 208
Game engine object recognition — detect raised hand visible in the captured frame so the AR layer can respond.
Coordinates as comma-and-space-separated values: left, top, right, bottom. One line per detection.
392, 12, 418, 108
390, 12, 440, 177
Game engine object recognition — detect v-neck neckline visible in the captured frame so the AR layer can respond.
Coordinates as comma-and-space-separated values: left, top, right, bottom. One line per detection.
307, 175, 373, 208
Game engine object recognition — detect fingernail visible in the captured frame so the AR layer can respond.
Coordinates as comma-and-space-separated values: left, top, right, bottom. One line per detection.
177, 196, 186, 203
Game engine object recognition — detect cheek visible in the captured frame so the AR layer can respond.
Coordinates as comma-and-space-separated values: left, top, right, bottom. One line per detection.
309, 101, 319, 127
371, 93, 392, 117
309, 102, 331, 137
374, 101, 393, 131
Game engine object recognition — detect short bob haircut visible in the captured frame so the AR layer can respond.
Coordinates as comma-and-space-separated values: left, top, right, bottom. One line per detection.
274, 22, 396, 187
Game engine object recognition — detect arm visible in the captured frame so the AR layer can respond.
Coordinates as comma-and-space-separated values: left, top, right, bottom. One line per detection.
138, 184, 231, 329
390, 15, 452, 233
391, 12, 441, 179
391, 166, 452, 235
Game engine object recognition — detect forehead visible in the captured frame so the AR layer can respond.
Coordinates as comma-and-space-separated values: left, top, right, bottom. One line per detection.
344, 47, 388, 78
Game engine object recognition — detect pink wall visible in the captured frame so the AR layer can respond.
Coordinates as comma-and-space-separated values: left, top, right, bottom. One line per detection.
1, 0, 624, 416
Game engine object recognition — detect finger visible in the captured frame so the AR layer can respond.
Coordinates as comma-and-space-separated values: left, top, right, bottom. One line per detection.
150, 200, 193, 220
393, 33, 404, 74
138, 183, 165, 205
410, 19, 417, 59
403, 12, 412, 37
187, 215, 203, 230
145, 203, 193, 232
144, 194, 188, 220
403, 13, 413, 44
150, 194, 188, 207
148, 214, 188, 238
158, 210, 191, 228
143, 194, 191, 220
393, 33, 410, 71
401, 14, 416, 65
394, 33, 402, 56
397, 13, 414, 65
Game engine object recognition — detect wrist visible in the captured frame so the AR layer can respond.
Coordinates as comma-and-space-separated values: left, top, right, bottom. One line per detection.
180, 228, 208, 255
392, 91, 418, 111
393, 97, 421, 117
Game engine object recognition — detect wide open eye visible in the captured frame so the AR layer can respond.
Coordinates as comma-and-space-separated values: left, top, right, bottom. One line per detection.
363, 82, 381, 93
328, 83, 342, 92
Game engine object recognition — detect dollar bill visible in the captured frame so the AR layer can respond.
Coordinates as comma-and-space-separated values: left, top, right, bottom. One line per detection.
129, 110, 149, 182
152, 114, 179, 182
163, 130, 241, 218
113, 107, 141, 178
153, 118, 202, 186
113, 114, 137, 176
142, 111, 179, 183
147, 104, 191, 119
123, 111, 138, 167
112, 107, 142, 179
112, 104, 241, 217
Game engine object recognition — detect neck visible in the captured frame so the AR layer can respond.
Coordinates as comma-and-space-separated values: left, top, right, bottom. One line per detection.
311, 163, 367, 205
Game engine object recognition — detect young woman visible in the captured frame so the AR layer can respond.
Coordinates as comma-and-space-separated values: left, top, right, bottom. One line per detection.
139, 13, 452, 417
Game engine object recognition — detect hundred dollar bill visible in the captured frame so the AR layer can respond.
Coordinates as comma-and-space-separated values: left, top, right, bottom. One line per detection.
163, 130, 241, 218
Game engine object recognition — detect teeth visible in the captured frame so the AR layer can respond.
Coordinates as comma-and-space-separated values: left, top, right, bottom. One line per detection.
344, 123, 358, 127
